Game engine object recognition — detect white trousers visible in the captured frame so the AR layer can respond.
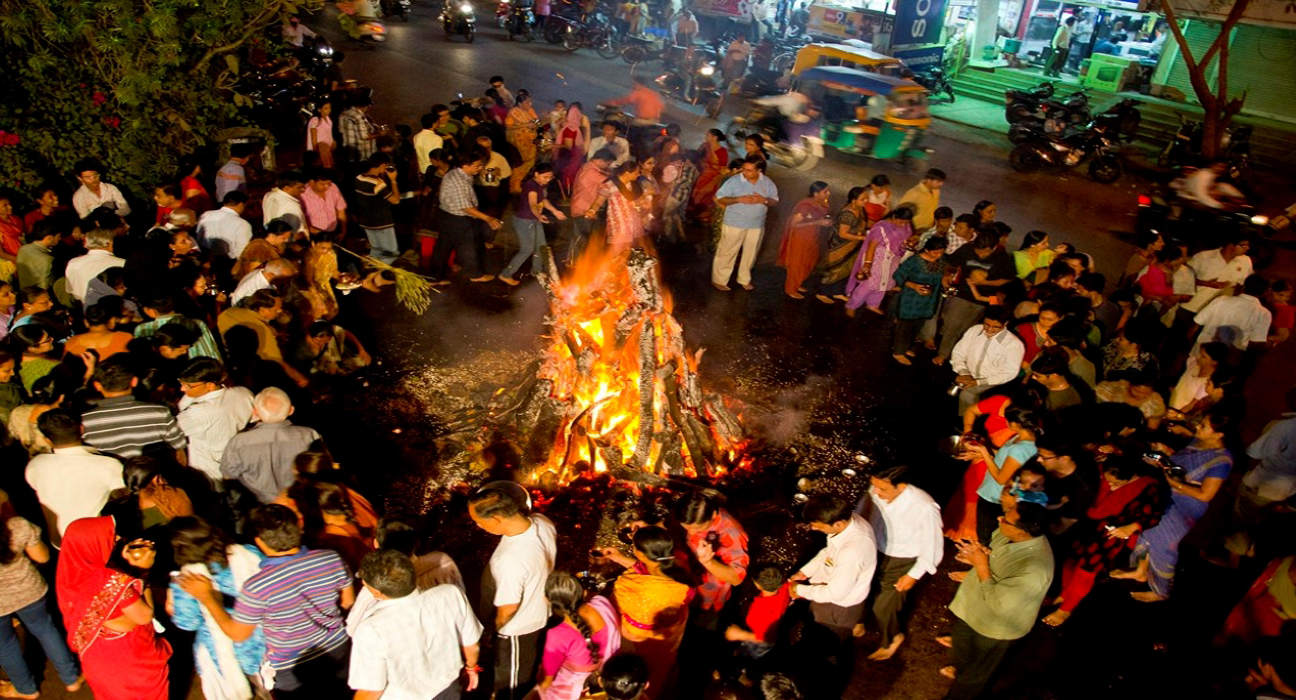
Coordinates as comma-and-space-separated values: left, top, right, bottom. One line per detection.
712, 224, 764, 286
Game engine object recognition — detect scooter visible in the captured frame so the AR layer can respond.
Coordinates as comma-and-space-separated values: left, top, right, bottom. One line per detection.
441, 1, 477, 42
339, 7, 388, 44
725, 108, 824, 172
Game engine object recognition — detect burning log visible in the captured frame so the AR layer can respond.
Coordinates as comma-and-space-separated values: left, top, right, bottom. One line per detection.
483, 242, 748, 486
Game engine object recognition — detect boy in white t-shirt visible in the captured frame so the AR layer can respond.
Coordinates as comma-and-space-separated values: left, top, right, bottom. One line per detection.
468, 484, 557, 700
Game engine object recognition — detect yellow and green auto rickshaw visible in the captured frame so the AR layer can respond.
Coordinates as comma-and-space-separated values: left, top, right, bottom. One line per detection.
784, 43, 908, 78
797, 65, 933, 168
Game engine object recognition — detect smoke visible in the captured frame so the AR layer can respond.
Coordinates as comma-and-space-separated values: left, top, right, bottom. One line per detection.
743, 374, 833, 447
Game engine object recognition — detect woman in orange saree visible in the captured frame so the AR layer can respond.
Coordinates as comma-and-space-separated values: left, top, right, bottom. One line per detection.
612, 526, 694, 700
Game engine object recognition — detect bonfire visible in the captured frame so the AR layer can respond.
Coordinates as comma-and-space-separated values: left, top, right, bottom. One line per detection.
488, 244, 750, 486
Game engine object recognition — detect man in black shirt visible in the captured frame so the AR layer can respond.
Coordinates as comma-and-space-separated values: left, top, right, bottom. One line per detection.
935, 231, 1016, 365
352, 153, 401, 263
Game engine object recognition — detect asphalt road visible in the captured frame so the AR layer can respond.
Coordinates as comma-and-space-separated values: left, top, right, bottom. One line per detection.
326, 5, 1150, 277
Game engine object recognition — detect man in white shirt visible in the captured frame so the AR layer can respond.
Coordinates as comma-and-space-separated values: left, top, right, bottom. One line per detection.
261, 171, 309, 237
949, 307, 1026, 414
1192, 274, 1272, 352
71, 160, 131, 218
231, 258, 297, 306
198, 191, 254, 259
414, 112, 446, 176
856, 465, 943, 660
176, 358, 254, 485
585, 122, 631, 165
468, 485, 556, 700
349, 550, 483, 700
24, 409, 125, 548
1181, 236, 1253, 315
64, 228, 125, 300
790, 495, 876, 644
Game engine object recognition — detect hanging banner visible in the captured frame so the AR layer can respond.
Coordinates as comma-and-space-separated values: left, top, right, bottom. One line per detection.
892, 0, 949, 46
692, 0, 752, 20
807, 5, 893, 42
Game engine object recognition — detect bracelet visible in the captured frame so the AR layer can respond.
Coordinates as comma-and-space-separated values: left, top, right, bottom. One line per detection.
465, 665, 483, 673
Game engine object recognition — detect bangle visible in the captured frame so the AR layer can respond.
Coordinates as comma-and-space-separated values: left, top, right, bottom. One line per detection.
465, 665, 483, 673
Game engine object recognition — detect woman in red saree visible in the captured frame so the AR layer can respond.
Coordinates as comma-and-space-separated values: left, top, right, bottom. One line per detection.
55, 517, 171, 700
1042, 454, 1165, 626
1216, 554, 1296, 647
777, 182, 832, 298
943, 392, 1017, 541
688, 129, 728, 223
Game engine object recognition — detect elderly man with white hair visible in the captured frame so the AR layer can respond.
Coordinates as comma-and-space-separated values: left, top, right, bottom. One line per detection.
219, 386, 322, 503
230, 257, 298, 306
64, 228, 125, 300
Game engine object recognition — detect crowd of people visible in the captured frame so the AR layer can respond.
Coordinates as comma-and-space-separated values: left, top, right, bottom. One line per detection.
0, 18, 1294, 700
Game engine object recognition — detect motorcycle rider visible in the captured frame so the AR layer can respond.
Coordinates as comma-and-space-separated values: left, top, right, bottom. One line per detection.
1176, 161, 1245, 211
752, 90, 810, 143
605, 80, 664, 123
507, 0, 536, 36
337, 0, 381, 40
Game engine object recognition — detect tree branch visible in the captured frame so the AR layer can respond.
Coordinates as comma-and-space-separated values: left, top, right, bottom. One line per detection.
1199, 0, 1250, 70
190, 2, 292, 75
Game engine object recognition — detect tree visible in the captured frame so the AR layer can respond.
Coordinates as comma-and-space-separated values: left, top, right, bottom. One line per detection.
0, 0, 319, 200
1151, 0, 1259, 160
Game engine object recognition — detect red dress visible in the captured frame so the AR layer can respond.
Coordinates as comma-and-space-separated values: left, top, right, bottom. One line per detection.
56, 517, 171, 700
943, 394, 1015, 540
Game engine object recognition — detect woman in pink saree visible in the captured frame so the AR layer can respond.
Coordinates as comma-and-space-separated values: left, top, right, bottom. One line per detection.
845, 205, 915, 316
534, 571, 621, 699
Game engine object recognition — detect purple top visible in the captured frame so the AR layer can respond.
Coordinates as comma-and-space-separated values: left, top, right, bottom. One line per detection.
515, 179, 545, 220
233, 547, 351, 669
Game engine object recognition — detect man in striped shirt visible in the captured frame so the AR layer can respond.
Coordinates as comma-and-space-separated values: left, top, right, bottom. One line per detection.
81, 357, 188, 464
178, 504, 356, 698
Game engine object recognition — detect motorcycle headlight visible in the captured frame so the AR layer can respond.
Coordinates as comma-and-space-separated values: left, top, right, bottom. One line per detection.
317, 45, 334, 57
460, 3, 473, 11
699, 65, 715, 76
1251, 214, 1269, 226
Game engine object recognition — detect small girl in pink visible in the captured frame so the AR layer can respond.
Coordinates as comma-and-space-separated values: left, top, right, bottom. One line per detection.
536, 571, 622, 700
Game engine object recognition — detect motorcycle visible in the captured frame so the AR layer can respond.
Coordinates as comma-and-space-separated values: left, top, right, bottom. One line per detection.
1003, 81, 1054, 111
595, 104, 668, 158
1136, 180, 1276, 269
1008, 120, 1123, 183
1007, 97, 1141, 145
441, 1, 477, 42
655, 61, 723, 119
295, 35, 336, 88
505, 0, 536, 40
562, 13, 619, 59
725, 107, 824, 172
621, 34, 672, 64
1006, 87, 1091, 137
1158, 114, 1252, 180
379, 0, 411, 21
909, 67, 956, 103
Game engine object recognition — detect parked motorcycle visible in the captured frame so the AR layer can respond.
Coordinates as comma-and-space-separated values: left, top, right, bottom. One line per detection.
1008, 121, 1123, 183
725, 107, 824, 172
656, 61, 723, 118
1003, 81, 1054, 109
909, 67, 956, 103
1006, 87, 1091, 137
1158, 113, 1252, 180
621, 34, 672, 64
562, 13, 619, 59
441, 1, 477, 42
1007, 97, 1141, 145
505, 0, 536, 41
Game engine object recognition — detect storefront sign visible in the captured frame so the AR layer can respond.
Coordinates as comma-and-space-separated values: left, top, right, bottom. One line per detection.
892, 0, 949, 46
807, 5, 893, 42
894, 45, 946, 68
691, 0, 751, 20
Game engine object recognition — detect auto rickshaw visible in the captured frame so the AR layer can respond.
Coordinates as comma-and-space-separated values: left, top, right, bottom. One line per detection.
786, 43, 907, 78
797, 66, 933, 168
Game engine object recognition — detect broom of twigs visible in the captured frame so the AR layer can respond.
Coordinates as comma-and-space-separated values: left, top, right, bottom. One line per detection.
334, 244, 441, 315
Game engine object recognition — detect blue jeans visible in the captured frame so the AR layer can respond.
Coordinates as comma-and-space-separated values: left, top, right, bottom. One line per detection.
364, 225, 399, 263
0, 596, 81, 694
501, 218, 546, 280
